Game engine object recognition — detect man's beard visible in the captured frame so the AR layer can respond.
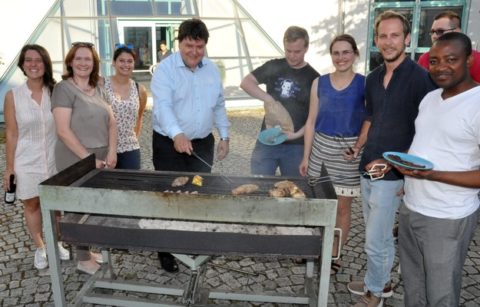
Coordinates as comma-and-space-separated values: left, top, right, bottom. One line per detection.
382, 45, 406, 63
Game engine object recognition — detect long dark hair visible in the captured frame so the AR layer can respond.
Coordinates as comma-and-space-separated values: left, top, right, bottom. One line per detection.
18, 44, 56, 94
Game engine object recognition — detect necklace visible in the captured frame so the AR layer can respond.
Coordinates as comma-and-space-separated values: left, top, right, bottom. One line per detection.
72, 78, 94, 95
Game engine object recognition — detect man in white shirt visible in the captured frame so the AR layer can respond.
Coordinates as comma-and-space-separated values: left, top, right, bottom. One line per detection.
394, 32, 480, 307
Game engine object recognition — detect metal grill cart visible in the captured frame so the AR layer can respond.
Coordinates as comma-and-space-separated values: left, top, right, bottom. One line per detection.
40, 155, 338, 307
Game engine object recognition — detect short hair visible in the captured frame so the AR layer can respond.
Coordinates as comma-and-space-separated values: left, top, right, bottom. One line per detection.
160, 40, 167, 46
177, 19, 209, 43
434, 31, 472, 57
434, 10, 461, 28
62, 43, 100, 87
375, 10, 410, 37
18, 44, 56, 94
329, 34, 359, 56
283, 26, 309, 48
113, 46, 136, 61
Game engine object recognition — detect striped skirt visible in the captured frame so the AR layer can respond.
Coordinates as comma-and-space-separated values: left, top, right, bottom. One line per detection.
307, 132, 361, 197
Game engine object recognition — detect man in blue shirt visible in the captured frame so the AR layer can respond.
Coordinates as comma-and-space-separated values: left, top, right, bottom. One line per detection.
347, 11, 436, 307
150, 18, 231, 273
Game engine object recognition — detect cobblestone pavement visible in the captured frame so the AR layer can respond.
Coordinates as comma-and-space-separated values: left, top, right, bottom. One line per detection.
1, 108, 479, 307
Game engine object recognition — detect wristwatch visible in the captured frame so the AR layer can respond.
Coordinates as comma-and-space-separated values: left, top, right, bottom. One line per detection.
220, 137, 230, 141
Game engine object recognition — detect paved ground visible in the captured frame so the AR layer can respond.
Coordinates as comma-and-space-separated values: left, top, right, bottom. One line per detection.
1, 108, 479, 306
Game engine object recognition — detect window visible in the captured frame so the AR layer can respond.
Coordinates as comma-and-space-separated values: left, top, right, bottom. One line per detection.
367, 0, 467, 71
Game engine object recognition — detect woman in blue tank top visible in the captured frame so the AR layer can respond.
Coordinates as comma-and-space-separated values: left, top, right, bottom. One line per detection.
299, 34, 368, 274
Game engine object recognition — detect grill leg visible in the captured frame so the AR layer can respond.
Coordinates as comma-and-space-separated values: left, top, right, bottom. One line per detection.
182, 265, 206, 304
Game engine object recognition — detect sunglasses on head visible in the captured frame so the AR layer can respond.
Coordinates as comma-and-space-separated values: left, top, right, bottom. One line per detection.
71, 41, 95, 48
115, 43, 134, 50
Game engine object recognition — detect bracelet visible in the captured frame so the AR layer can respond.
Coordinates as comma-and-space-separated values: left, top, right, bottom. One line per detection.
220, 137, 230, 141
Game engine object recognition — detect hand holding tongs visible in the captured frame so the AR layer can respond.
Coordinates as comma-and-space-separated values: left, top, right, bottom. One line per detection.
363, 163, 387, 181
191, 150, 233, 184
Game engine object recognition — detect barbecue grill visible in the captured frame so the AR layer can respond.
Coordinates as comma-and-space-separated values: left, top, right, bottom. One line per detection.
40, 154, 338, 306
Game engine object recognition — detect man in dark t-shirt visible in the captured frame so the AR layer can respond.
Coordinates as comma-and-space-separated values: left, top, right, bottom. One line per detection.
240, 26, 319, 176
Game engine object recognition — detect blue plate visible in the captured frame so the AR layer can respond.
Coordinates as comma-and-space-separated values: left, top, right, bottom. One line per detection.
258, 127, 288, 146
383, 151, 434, 170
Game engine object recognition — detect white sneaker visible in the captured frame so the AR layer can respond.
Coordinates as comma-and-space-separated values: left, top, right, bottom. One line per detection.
34, 247, 48, 270
58, 242, 70, 261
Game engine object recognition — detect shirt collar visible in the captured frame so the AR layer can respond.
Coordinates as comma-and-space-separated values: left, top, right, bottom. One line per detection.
175, 52, 205, 70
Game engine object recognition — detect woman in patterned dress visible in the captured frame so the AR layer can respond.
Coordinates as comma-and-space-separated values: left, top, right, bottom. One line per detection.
3, 44, 70, 270
105, 46, 147, 169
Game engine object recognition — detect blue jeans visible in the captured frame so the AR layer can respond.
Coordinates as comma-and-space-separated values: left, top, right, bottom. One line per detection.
117, 149, 141, 170
250, 141, 303, 177
360, 176, 403, 296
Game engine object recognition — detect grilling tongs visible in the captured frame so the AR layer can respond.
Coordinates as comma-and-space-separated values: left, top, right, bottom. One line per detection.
191, 150, 233, 185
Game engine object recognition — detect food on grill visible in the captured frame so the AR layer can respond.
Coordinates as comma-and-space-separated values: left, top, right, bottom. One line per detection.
270, 180, 306, 198
387, 154, 426, 169
290, 187, 306, 199
192, 175, 203, 186
232, 184, 259, 195
171, 176, 189, 187
269, 188, 287, 197
163, 190, 198, 194
274, 180, 296, 190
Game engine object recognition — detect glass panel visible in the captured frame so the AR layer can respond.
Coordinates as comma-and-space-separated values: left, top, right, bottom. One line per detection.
123, 27, 153, 69
63, 19, 103, 50
216, 58, 257, 99
33, 19, 64, 64
154, 0, 183, 15
196, 0, 235, 17
372, 8, 413, 47
204, 20, 245, 58
110, 0, 153, 16
153, 0, 195, 15
418, 6, 463, 48
61, 0, 107, 17
240, 20, 283, 56
52, 63, 64, 83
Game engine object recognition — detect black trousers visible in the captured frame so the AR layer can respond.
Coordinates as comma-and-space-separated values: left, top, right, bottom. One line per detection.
152, 131, 214, 173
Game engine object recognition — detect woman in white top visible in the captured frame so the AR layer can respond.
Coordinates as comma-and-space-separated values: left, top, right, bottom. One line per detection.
3, 44, 69, 270
105, 45, 147, 169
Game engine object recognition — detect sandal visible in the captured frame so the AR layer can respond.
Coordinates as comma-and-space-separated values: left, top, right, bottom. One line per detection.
330, 261, 341, 275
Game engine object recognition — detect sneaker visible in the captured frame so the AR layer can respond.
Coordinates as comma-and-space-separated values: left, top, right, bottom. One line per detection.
348, 281, 393, 298
58, 242, 70, 261
34, 247, 48, 270
353, 291, 384, 307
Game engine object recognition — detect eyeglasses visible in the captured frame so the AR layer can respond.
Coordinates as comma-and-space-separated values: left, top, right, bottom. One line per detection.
71, 42, 95, 48
429, 27, 456, 36
115, 43, 134, 50
332, 50, 354, 58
